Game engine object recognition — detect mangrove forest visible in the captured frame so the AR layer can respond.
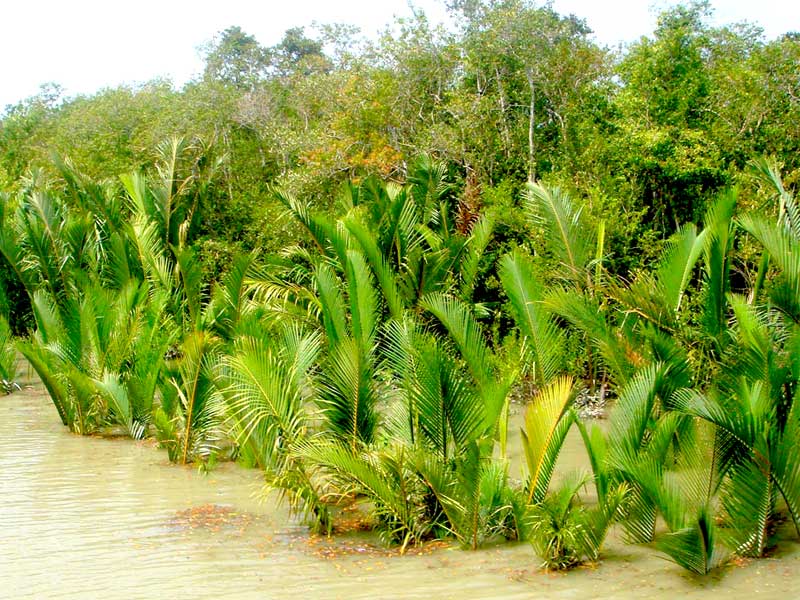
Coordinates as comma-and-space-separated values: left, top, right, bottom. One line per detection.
2, 0, 800, 595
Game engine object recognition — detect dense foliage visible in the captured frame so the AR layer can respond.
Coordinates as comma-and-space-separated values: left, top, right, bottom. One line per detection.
1, 2, 798, 282
1, 0, 800, 578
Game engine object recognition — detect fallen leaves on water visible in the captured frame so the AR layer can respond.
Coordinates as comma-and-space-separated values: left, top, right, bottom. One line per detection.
289, 534, 453, 562
167, 503, 257, 535
502, 567, 537, 582
166, 503, 452, 567
330, 510, 373, 534
730, 556, 752, 568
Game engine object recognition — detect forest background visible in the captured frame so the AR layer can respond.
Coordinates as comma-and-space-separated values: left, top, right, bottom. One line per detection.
1, 0, 798, 332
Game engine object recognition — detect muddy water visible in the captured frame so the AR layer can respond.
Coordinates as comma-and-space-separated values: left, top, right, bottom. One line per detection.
2, 382, 800, 599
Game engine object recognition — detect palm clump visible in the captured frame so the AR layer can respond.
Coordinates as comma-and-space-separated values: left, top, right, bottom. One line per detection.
0, 139, 221, 447
247, 162, 525, 549
531, 161, 800, 573
2, 145, 800, 578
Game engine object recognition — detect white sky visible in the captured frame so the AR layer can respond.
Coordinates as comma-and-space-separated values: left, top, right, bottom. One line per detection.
1, 0, 798, 109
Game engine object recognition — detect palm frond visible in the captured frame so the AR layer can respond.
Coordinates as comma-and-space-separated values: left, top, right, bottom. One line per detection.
0, 316, 16, 386
701, 189, 737, 345
399, 331, 485, 459
128, 217, 174, 293
121, 171, 165, 237
407, 154, 451, 227
317, 336, 378, 449
174, 245, 205, 329
499, 251, 564, 387
459, 215, 493, 300
574, 418, 610, 504
528, 471, 602, 570
722, 457, 774, 557
524, 183, 593, 280
299, 440, 430, 549
546, 289, 637, 386
739, 214, 800, 322
749, 157, 800, 239
656, 506, 727, 574
314, 262, 348, 347
274, 187, 335, 256
344, 250, 378, 351
94, 373, 147, 440
656, 223, 705, 312
522, 376, 575, 504
607, 364, 664, 458
17, 339, 70, 426
672, 387, 761, 476
416, 442, 518, 549
421, 292, 491, 392
171, 330, 222, 464
218, 331, 318, 470
345, 216, 404, 319
212, 252, 258, 339
770, 397, 800, 538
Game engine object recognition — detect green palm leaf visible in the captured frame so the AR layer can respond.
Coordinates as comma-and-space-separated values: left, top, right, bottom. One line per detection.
499, 251, 564, 387
607, 364, 664, 458
459, 215, 493, 300
345, 250, 378, 351
770, 400, 800, 537
299, 441, 430, 550
749, 157, 800, 239
314, 262, 348, 347
318, 336, 378, 449
0, 316, 16, 386
547, 289, 637, 386
345, 216, 404, 318
524, 183, 593, 280
422, 291, 512, 437
722, 458, 774, 557
211, 252, 258, 339
521, 376, 575, 504
421, 292, 491, 392
656, 506, 727, 574
17, 340, 70, 426
217, 329, 318, 474
701, 189, 737, 345
528, 471, 617, 570
274, 187, 339, 258
739, 214, 800, 321
171, 330, 222, 464
94, 373, 147, 440
656, 224, 705, 312
174, 245, 205, 329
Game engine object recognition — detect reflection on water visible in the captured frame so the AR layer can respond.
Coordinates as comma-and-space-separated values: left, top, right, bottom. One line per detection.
2, 383, 800, 599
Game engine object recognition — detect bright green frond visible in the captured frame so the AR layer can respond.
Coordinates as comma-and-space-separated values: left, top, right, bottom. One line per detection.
524, 183, 593, 279
522, 376, 575, 504
499, 251, 564, 387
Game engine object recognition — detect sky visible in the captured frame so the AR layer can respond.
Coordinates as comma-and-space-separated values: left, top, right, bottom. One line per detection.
1, 0, 798, 109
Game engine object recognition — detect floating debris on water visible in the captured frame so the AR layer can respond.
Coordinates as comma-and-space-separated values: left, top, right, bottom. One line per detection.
167, 503, 258, 534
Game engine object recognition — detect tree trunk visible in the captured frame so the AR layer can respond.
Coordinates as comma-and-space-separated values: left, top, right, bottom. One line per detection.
495, 66, 512, 157
527, 72, 536, 183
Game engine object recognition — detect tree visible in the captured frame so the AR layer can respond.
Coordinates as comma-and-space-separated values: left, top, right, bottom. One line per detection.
203, 26, 271, 89
272, 27, 331, 77
448, 1, 606, 183
613, 1, 728, 230
619, 1, 713, 129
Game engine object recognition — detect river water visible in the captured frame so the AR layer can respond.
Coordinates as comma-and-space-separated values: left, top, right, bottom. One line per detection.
2, 376, 800, 599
